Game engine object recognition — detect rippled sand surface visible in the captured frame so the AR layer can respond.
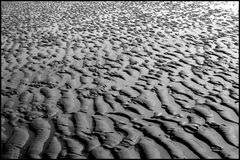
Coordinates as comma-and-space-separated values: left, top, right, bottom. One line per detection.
1, 1, 239, 159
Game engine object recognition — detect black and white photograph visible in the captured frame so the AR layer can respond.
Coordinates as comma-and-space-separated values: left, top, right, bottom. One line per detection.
1, 1, 239, 159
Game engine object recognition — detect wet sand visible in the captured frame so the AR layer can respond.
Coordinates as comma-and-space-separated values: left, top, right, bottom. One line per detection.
1, 1, 239, 159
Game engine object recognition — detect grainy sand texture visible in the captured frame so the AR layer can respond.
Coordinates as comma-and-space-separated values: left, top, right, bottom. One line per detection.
1, 1, 239, 159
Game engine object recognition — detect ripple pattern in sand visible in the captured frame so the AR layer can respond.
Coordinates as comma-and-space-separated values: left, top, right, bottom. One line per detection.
1, 1, 239, 159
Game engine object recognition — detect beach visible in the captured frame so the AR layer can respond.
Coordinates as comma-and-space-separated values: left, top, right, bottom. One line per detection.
1, 1, 239, 159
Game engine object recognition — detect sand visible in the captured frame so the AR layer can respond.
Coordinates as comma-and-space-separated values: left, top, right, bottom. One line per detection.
1, 1, 239, 159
